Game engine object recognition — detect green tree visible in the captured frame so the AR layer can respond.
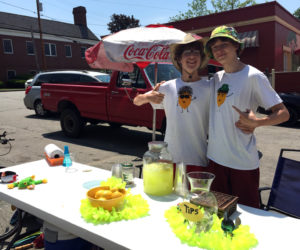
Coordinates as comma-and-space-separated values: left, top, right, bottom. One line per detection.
107, 14, 140, 33
211, 0, 256, 12
294, 7, 300, 20
169, 0, 256, 21
169, 0, 211, 22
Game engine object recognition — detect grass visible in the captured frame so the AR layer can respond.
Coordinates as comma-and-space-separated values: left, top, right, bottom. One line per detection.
0, 89, 24, 92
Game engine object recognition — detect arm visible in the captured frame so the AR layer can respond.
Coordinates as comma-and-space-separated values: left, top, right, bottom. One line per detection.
233, 103, 290, 130
133, 91, 164, 106
133, 82, 165, 106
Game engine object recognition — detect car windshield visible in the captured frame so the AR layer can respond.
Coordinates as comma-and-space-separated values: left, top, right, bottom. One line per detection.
95, 74, 111, 82
144, 63, 181, 87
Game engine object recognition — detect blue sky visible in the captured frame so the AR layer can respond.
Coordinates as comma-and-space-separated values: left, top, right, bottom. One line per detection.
0, 0, 298, 38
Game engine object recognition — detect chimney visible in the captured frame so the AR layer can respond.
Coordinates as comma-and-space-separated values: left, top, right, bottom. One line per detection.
73, 6, 87, 26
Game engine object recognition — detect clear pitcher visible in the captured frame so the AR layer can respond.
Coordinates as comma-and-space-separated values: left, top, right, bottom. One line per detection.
186, 171, 218, 232
143, 141, 173, 196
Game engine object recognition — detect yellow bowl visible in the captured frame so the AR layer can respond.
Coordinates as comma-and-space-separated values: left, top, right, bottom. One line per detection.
87, 186, 126, 211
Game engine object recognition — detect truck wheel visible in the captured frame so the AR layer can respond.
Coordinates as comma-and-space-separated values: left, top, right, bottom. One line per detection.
34, 100, 48, 117
60, 109, 84, 138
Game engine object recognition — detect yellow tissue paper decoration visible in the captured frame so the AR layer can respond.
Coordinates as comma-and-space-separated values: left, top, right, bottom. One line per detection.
80, 177, 150, 224
165, 206, 258, 250
100, 176, 126, 189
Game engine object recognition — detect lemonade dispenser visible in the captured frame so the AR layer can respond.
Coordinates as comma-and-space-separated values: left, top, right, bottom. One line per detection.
143, 141, 173, 196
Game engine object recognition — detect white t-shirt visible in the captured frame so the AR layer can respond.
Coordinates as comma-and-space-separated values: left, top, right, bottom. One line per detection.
152, 78, 211, 166
207, 65, 282, 170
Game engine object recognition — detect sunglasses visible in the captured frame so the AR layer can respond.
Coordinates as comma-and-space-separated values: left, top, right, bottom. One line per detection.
182, 49, 201, 57
179, 95, 191, 99
0, 171, 18, 183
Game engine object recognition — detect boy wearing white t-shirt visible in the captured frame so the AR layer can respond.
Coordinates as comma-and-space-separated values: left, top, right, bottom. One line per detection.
134, 33, 211, 171
205, 26, 290, 208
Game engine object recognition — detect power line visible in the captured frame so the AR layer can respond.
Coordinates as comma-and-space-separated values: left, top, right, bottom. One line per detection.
0, 0, 105, 37
0, 0, 70, 24
0, 0, 175, 38
0, 0, 37, 15
86, 0, 181, 12
0, 22, 97, 44
88, 23, 107, 27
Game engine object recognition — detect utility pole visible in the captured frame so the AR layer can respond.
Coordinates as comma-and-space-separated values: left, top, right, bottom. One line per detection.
36, 0, 47, 70
30, 26, 40, 72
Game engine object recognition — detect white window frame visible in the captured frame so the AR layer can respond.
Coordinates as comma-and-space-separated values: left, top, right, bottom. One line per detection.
80, 46, 87, 58
7, 70, 16, 80
26, 41, 35, 55
44, 43, 57, 56
65, 45, 72, 58
3, 39, 13, 54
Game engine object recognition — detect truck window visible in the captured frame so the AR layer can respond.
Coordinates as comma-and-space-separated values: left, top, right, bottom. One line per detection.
144, 63, 181, 87
135, 72, 146, 89
94, 74, 111, 82
50, 74, 80, 83
35, 74, 52, 86
80, 75, 99, 83
117, 65, 146, 88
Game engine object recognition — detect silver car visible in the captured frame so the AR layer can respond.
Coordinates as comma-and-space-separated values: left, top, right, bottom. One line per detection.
23, 70, 111, 116
24, 78, 33, 89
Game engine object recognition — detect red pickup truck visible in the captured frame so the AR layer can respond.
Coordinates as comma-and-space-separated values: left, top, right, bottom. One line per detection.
41, 63, 180, 138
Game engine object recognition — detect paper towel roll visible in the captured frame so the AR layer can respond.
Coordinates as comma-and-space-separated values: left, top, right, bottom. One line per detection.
44, 144, 64, 159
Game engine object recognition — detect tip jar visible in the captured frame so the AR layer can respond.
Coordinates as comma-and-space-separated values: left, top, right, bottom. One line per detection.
143, 141, 173, 196
186, 171, 218, 232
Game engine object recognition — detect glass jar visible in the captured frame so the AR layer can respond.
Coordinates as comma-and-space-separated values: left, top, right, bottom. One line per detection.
121, 163, 134, 186
143, 141, 173, 196
186, 172, 218, 232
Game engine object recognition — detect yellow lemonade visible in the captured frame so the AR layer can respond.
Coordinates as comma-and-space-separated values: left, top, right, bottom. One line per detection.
143, 162, 173, 196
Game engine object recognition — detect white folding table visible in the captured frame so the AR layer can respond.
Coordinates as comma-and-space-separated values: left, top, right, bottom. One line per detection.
0, 160, 299, 250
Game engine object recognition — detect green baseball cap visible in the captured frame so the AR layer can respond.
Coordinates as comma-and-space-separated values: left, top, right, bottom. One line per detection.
205, 25, 244, 58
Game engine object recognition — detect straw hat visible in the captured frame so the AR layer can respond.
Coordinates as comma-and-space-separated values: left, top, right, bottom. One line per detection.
205, 25, 244, 58
170, 33, 209, 72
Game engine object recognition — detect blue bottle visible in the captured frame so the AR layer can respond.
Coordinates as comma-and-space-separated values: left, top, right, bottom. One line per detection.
62, 145, 72, 167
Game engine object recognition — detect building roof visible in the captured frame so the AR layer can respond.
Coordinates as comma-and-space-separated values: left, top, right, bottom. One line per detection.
167, 1, 300, 35
0, 11, 99, 41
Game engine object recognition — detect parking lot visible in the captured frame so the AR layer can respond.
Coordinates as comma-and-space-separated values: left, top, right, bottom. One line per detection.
1, 90, 300, 206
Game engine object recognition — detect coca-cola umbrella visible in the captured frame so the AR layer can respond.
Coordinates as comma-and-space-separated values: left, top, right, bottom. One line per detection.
85, 25, 187, 140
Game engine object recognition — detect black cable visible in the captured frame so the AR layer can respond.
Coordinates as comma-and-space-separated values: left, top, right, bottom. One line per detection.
0, 141, 12, 156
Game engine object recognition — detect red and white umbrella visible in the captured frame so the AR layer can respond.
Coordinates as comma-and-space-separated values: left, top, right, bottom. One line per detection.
85, 25, 187, 140
208, 59, 223, 67
86, 25, 187, 72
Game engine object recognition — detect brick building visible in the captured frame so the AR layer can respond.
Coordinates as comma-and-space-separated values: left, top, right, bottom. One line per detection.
0, 6, 99, 82
167, 1, 300, 92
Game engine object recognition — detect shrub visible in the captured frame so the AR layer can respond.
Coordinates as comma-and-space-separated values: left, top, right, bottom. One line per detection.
0, 81, 5, 89
4, 73, 34, 89
14, 74, 34, 80
6, 79, 25, 88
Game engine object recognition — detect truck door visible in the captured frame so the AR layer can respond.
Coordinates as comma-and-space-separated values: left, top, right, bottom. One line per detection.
108, 65, 155, 127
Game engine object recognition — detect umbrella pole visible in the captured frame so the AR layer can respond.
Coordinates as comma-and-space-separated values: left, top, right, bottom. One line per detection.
152, 62, 158, 141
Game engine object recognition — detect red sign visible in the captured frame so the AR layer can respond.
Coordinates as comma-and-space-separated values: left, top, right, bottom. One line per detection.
124, 44, 170, 61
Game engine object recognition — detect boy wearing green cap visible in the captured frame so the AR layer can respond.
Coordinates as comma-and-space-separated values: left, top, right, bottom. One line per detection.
205, 25, 290, 208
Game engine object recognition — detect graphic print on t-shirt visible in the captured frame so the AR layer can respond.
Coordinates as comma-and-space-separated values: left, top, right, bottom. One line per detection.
217, 84, 230, 107
177, 86, 196, 112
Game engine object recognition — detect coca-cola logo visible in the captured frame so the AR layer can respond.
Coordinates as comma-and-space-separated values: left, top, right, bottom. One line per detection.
124, 44, 170, 61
